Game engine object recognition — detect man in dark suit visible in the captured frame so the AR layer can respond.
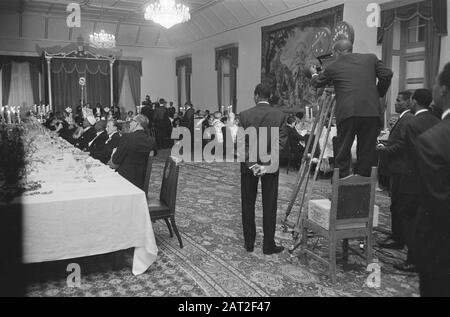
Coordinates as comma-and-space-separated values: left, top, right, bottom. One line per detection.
110, 115, 156, 190
181, 102, 195, 157
311, 40, 393, 178
90, 120, 121, 164
153, 99, 171, 149
286, 116, 306, 166
87, 120, 108, 153
168, 101, 176, 119
74, 115, 97, 150
415, 63, 450, 297
93, 103, 104, 119
376, 91, 414, 252
390, 89, 439, 272
238, 83, 288, 255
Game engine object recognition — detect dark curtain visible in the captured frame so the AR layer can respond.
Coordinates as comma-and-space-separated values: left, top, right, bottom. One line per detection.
113, 61, 141, 108
377, 0, 447, 43
215, 46, 238, 111
51, 69, 80, 113
1, 63, 11, 106
177, 67, 182, 108
86, 72, 110, 107
51, 58, 110, 111
425, 19, 441, 89
185, 72, 191, 104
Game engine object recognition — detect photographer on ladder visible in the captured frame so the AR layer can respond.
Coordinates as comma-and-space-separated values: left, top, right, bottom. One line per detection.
310, 39, 393, 178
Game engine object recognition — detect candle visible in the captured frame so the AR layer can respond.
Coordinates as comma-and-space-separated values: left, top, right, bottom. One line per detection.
7, 110, 11, 124
34, 104, 37, 113
17, 106, 21, 124
221, 106, 224, 114
0, 106, 3, 121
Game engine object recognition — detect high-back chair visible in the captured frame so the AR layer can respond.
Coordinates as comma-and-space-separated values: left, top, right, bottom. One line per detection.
148, 156, 183, 248
143, 150, 156, 201
300, 167, 377, 283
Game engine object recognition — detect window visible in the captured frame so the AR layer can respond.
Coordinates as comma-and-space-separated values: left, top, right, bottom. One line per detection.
408, 17, 426, 44
176, 56, 192, 111
215, 44, 238, 114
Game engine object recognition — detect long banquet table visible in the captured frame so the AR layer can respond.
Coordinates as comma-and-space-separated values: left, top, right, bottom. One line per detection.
13, 128, 158, 275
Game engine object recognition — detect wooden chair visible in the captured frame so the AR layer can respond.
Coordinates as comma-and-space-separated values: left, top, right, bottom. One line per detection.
148, 156, 183, 248
300, 167, 377, 283
143, 150, 156, 201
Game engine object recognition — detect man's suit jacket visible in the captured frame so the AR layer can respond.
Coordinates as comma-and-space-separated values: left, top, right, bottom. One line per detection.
112, 130, 156, 190
140, 105, 154, 125
383, 111, 414, 175
93, 107, 104, 118
311, 53, 393, 125
88, 131, 108, 152
403, 111, 440, 194
287, 126, 306, 156
415, 116, 450, 277
238, 102, 288, 174
90, 132, 121, 164
75, 126, 97, 150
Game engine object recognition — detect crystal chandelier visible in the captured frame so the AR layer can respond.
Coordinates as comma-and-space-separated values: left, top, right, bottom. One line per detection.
89, 29, 116, 49
145, 0, 191, 29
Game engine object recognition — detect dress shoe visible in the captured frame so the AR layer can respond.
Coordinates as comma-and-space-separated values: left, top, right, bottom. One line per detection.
378, 241, 404, 250
393, 263, 417, 273
246, 246, 254, 253
263, 245, 284, 255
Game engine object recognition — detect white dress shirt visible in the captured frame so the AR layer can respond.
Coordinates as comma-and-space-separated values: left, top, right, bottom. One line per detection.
442, 108, 450, 120
414, 109, 428, 117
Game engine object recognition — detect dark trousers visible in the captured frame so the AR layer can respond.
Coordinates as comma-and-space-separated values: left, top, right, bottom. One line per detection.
420, 274, 450, 297
241, 171, 279, 249
335, 117, 380, 178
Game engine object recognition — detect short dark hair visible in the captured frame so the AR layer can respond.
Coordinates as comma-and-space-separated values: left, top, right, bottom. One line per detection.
295, 112, 304, 120
439, 62, 450, 88
254, 83, 272, 100
398, 91, 412, 101
412, 89, 433, 108
287, 116, 296, 125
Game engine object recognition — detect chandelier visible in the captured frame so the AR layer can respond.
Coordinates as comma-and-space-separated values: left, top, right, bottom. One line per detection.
145, 0, 191, 29
89, 29, 116, 49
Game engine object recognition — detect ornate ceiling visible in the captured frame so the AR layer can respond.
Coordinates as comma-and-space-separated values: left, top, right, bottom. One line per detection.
0, 0, 323, 48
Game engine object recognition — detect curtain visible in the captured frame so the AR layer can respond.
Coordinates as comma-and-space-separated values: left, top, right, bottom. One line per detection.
127, 65, 141, 110
185, 70, 191, 104
118, 68, 135, 115
425, 19, 441, 89
51, 58, 111, 111
1, 63, 11, 106
177, 67, 182, 108
29, 63, 40, 105
8, 62, 34, 113
113, 61, 141, 108
377, 0, 447, 43
51, 68, 80, 113
86, 71, 110, 107
180, 66, 187, 107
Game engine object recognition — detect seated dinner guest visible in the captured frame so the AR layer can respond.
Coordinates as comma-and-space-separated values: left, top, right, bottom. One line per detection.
74, 115, 97, 150
90, 120, 121, 164
87, 120, 108, 152
109, 115, 156, 190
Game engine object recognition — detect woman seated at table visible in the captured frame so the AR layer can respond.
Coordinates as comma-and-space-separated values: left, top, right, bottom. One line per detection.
109, 115, 156, 190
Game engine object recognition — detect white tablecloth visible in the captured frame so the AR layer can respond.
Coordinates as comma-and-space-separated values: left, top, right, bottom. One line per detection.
17, 144, 157, 275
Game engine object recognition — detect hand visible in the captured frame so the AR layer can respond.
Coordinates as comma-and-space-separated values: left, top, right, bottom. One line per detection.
376, 143, 386, 151
257, 166, 268, 177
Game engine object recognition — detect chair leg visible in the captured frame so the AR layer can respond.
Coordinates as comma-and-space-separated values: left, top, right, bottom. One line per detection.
343, 239, 349, 262
366, 234, 373, 265
164, 218, 173, 237
300, 224, 309, 265
329, 238, 337, 284
170, 216, 183, 248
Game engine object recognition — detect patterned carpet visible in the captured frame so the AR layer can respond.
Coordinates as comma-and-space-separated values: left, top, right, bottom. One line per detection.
24, 152, 420, 297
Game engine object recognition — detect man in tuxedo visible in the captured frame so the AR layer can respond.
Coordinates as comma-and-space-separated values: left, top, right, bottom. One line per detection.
110, 115, 156, 190
392, 89, 439, 271
311, 40, 393, 178
153, 98, 171, 149
87, 120, 108, 152
168, 101, 176, 119
238, 83, 288, 255
90, 120, 121, 164
415, 63, 450, 296
93, 103, 104, 119
286, 116, 306, 166
181, 102, 195, 156
75, 115, 97, 150
376, 91, 414, 252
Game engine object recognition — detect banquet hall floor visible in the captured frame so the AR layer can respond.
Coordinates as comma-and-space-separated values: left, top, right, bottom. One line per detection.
24, 150, 419, 297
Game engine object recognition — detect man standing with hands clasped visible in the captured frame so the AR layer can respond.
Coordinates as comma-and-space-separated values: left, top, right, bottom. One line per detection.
238, 83, 288, 255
